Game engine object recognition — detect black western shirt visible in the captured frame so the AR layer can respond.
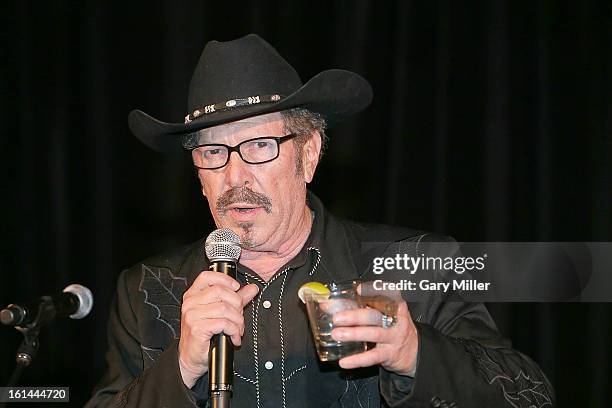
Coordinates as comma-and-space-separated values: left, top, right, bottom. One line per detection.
86, 192, 554, 407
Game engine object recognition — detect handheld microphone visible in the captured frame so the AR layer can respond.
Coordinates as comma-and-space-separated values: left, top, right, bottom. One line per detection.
0, 284, 93, 327
205, 228, 242, 408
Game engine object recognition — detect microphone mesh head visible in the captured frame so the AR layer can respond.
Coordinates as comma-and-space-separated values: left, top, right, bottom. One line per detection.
63, 284, 94, 319
205, 228, 242, 262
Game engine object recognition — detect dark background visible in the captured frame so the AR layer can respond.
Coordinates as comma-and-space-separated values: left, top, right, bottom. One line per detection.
1, 1, 610, 406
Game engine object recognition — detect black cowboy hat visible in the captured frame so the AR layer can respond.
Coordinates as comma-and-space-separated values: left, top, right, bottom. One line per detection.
128, 34, 373, 152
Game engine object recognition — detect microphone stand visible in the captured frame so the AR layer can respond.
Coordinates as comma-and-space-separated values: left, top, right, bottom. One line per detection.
0, 298, 53, 408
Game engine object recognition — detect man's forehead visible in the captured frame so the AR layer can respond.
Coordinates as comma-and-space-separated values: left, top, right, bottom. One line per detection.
194, 112, 284, 143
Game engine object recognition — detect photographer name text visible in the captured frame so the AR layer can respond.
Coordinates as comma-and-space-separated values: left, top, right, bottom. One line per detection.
373, 279, 491, 293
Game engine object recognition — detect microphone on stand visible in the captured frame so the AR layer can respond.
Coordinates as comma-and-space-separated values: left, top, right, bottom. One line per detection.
1, 284, 93, 327
0, 283, 93, 389
205, 228, 242, 408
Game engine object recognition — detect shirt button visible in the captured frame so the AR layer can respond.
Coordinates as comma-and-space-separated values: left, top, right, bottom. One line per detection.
264, 361, 274, 370
263, 300, 272, 309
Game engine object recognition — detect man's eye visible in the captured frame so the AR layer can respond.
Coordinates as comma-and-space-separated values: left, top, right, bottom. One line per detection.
204, 148, 222, 155
255, 141, 270, 148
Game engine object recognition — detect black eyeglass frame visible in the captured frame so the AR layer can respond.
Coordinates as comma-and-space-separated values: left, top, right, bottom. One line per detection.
188, 133, 298, 170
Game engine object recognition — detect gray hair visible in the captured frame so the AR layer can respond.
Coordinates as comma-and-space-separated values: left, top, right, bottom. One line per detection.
280, 108, 328, 174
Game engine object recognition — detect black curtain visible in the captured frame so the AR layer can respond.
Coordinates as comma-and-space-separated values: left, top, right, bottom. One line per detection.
1, 1, 610, 406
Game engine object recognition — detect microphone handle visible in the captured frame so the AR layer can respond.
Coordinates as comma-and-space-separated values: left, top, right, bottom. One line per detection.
209, 260, 237, 407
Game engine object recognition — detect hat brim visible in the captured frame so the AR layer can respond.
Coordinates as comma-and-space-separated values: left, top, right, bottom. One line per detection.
128, 69, 373, 153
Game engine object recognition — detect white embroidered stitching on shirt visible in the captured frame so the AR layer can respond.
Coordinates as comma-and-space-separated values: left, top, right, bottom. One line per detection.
307, 247, 321, 276
234, 370, 257, 385
353, 381, 365, 408
138, 266, 187, 339
338, 380, 350, 405
413, 233, 427, 254
246, 275, 261, 408
284, 364, 307, 381
234, 276, 257, 388
242, 270, 266, 285
279, 272, 288, 408
140, 345, 162, 363
265, 267, 290, 285
251, 266, 290, 408
240, 254, 317, 406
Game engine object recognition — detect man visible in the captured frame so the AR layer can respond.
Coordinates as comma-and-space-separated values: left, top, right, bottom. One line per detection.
87, 34, 554, 407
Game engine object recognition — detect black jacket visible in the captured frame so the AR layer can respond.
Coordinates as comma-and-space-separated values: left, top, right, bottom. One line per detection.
86, 193, 554, 407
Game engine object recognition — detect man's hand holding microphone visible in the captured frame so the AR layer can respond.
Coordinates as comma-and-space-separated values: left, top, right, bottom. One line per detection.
178, 271, 259, 388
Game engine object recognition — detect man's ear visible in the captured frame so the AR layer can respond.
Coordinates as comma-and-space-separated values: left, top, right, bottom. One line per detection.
302, 131, 322, 183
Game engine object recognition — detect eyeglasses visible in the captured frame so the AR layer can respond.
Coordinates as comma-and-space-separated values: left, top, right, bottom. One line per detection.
188, 134, 298, 170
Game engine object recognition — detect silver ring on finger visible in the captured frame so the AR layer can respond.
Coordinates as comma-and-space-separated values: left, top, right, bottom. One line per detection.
381, 314, 395, 328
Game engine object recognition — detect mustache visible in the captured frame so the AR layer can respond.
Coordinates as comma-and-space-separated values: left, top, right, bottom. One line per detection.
216, 187, 272, 215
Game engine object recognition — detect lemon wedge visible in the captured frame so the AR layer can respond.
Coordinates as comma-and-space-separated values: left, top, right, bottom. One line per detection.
298, 281, 330, 303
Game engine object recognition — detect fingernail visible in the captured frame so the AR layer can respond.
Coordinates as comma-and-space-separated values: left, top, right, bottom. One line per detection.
332, 329, 344, 340
232, 281, 240, 290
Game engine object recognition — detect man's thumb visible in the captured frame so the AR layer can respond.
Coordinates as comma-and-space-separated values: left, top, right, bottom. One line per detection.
238, 283, 260, 306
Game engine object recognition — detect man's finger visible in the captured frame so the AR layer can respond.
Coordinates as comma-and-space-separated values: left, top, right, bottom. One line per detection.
186, 302, 245, 328
358, 282, 403, 301
189, 271, 241, 292
331, 326, 391, 343
338, 348, 385, 370
333, 308, 383, 326
395, 300, 412, 322
195, 318, 243, 346
184, 285, 244, 310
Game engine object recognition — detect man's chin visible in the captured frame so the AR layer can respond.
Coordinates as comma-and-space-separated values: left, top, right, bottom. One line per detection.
218, 222, 256, 249
216, 213, 269, 249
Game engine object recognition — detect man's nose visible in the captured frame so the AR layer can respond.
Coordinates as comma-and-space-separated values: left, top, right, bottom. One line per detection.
224, 150, 254, 187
